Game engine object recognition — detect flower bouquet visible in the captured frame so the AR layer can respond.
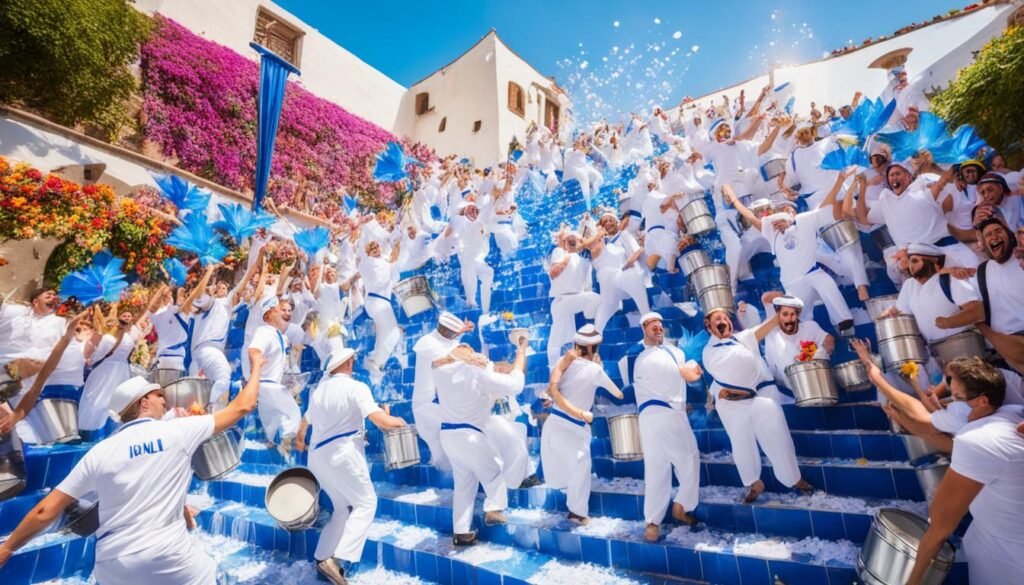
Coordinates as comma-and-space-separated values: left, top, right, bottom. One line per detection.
796, 341, 818, 362
263, 239, 298, 274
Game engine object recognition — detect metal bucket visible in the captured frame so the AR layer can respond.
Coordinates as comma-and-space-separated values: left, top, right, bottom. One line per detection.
691, 263, 730, 292
266, 467, 320, 532
608, 413, 643, 461
25, 399, 80, 445
191, 428, 242, 481
784, 360, 839, 406
875, 316, 928, 373
281, 372, 312, 397
62, 497, 99, 536
760, 158, 787, 182
872, 225, 896, 251
865, 295, 899, 321
0, 380, 22, 404
0, 430, 26, 501
833, 358, 877, 393
383, 425, 421, 471
929, 329, 986, 369
899, 433, 940, 465
680, 195, 715, 236
820, 220, 859, 252
875, 315, 921, 340
915, 458, 949, 503
163, 377, 213, 411
678, 248, 711, 277
698, 285, 734, 315
857, 508, 954, 585
394, 276, 434, 317
146, 368, 186, 388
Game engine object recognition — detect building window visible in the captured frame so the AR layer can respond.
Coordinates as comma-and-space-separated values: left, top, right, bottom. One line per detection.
473, 120, 482, 133
438, 117, 446, 133
507, 82, 525, 117
253, 7, 304, 68
415, 92, 431, 116
544, 101, 560, 133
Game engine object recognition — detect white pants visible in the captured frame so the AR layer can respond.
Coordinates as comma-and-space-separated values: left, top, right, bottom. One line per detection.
835, 243, 869, 289
412, 401, 450, 470
539, 414, 592, 517
716, 395, 801, 488
565, 165, 604, 207
639, 407, 700, 524
93, 536, 215, 585
594, 268, 651, 333
548, 292, 600, 369
737, 228, 772, 282
492, 223, 519, 257
309, 436, 376, 563
963, 521, 1024, 585
483, 415, 531, 488
256, 382, 301, 443
459, 253, 494, 313
365, 295, 400, 368
645, 229, 680, 268
191, 345, 231, 406
440, 426, 507, 534
783, 268, 853, 327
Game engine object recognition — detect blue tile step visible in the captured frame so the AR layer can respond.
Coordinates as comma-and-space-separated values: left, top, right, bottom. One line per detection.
22, 443, 93, 492
0, 529, 94, 585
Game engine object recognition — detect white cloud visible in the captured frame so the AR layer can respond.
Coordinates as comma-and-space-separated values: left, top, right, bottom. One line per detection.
672, 31, 682, 40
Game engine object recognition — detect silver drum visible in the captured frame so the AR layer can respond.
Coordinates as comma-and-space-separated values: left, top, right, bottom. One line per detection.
915, 458, 949, 503
784, 360, 839, 407
266, 467, 320, 532
899, 433, 940, 465
0, 429, 26, 501
26, 399, 80, 445
820, 220, 859, 252
857, 508, 954, 585
680, 195, 715, 236
878, 337, 928, 373
833, 359, 875, 393
678, 248, 710, 276
690, 263, 730, 292
875, 315, 922, 340
146, 368, 186, 388
698, 285, 734, 315
760, 158, 787, 182
383, 425, 421, 471
191, 428, 242, 481
865, 295, 899, 321
608, 413, 643, 461
394, 276, 434, 317
929, 329, 986, 368
872, 225, 896, 251
163, 377, 213, 411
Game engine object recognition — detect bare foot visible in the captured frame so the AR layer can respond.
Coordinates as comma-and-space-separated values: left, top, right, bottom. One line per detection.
743, 480, 765, 504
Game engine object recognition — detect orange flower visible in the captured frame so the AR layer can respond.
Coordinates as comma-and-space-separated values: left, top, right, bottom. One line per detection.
899, 361, 920, 379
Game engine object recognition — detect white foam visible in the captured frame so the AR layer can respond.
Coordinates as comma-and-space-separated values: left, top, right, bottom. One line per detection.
393, 488, 444, 505
451, 542, 516, 565
527, 560, 641, 584
226, 471, 274, 486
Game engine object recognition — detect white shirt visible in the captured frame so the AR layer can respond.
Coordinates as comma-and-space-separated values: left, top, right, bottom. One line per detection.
634, 344, 688, 410
434, 361, 524, 429
192, 298, 230, 349
950, 406, 1024, 569
702, 329, 774, 402
557, 359, 618, 413
317, 281, 346, 326
547, 248, 589, 297
150, 305, 190, 359
764, 322, 830, 387
963, 258, 1024, 334
56, 415, 215, 561
642, 190, 679, 236
867, 186, 952, 248
788, 138, 840, 201
288, 290, 316, 327
411, 331, 458, 408
761, 207, 834, 286
1, 305, 65, 361
305, 372, 381, 446
249, 325, 288, 383
358, 254, 394, 297
895, 274, 974, 342
450, 215, 489, 257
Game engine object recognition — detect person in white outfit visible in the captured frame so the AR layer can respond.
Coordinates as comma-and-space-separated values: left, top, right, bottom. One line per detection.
0, 353, 265, 585
762, 296, 833, 403
248, 296, 300, 455
357, 239, 402, 383
563, 137, 604, 207
295, 347, 407, 585
702, 308, 814, 503
183, 265, 237, 408
632, 313, 704, 542
542, 324, 623, 525
444, 202, 494, 314
433, 336, 528, 545
149, 287, 192, 372
546, 229, 599, 369
585, 211, 651, 333
411, 312, 472, 470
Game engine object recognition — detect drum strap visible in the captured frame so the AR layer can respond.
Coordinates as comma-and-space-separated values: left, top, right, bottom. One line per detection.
647, 225, 666, 233
368, 292, 391, 302
441, 422, 483, 433
551, 408, 587, 427
938, 274, 955, 306
932, 235, 958, 248
314, 430, 359, 450
978, 261, 992, 326
709, 376, 758, 400
628, 210, 642, 218
638, 399, 673, 413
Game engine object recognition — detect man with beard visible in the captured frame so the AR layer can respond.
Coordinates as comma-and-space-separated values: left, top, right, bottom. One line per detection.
971, 172, 1023, 232
763, 296, 833, 404
546, 229, 599, 371
854, 161, 979, 269
633, 313, 703, 542
0, 287, 66, 388
248, 296, 301, 456
702, 308, 814, 503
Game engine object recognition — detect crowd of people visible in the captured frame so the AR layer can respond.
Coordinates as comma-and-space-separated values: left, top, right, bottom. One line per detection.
1, 61, 1023, 585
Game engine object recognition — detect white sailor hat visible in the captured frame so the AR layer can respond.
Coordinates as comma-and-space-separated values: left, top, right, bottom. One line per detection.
260, 295, 279, 316
773, 199, 798, 212
640, 312, 663, 327
193, 293, 213, 312
324, 347, 357, 373
574, 324, 603, 346
109, 376, 161, 420
750, 198, 772, 209
772, 295, 805, 311
438, 311, 464, 333
598, 207, 619, 221
709, 118, 731, 133
906, 242, 945, 258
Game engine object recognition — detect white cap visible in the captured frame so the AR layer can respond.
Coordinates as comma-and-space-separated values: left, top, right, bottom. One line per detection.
438, 311, 464, 333
574, 324, 603, 346
772, 295, 805, 311
324, 347, 357, 373
907, 242, 945, 258
260, 295, 279, 316
109, 376, 161, 420
598, 208, 618, 221
639, 312, 663, 327
193, 294, 213, 312
750, 198, 772, 209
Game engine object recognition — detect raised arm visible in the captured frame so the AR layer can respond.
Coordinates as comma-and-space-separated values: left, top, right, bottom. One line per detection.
181, 265, 216, 315
214, 350, 262, 433
736, 114, 764, 142
818, 169, 852, 213
854, 175, 873, 226
752, 314, 781, 342
724, 184, 763, 232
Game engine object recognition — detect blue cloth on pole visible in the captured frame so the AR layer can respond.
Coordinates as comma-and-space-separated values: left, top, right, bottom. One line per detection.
250, 42, 300, 211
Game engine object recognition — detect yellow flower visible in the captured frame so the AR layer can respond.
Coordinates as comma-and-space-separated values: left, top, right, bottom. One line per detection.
899, 361, 920, 379
502, 311, 514, 321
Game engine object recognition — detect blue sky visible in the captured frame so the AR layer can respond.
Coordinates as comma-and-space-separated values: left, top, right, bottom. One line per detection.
276, 0, 963, 121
